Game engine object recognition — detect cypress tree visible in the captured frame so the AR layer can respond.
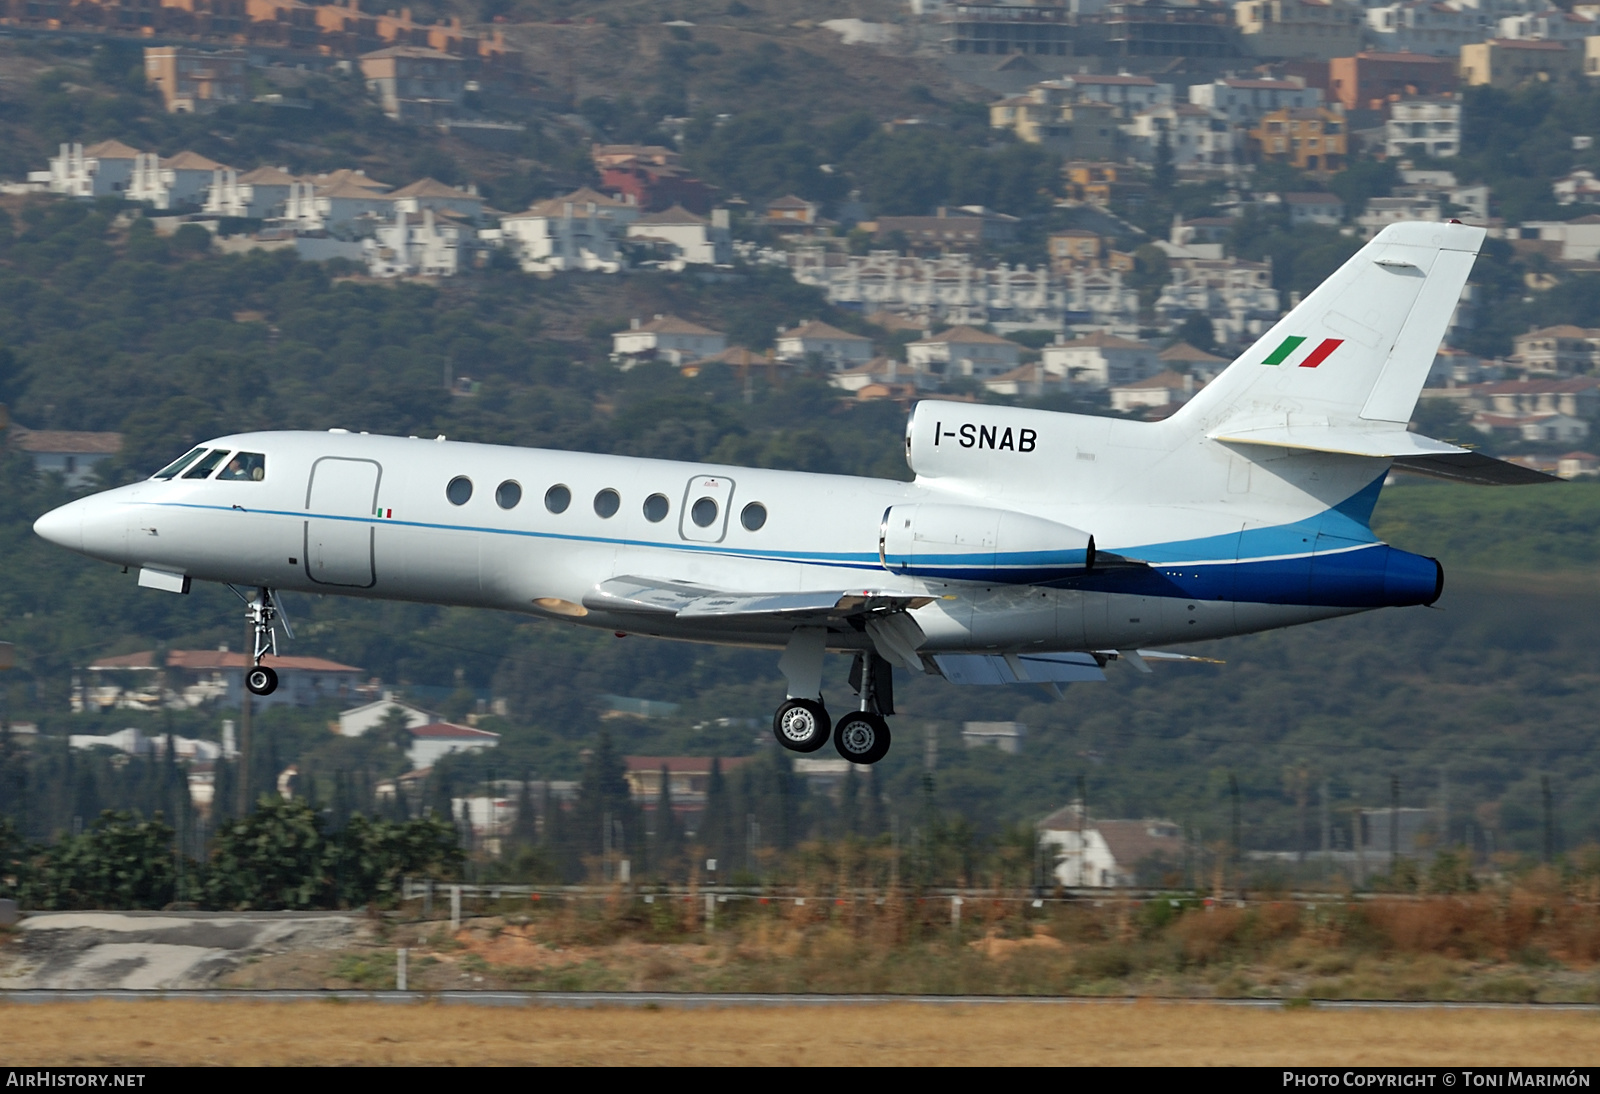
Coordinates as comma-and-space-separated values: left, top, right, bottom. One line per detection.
654, 762, 683, 880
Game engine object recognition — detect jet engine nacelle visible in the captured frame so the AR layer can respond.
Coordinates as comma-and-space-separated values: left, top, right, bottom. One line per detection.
904, 401, 1062, 482
880, 503, 1094, 584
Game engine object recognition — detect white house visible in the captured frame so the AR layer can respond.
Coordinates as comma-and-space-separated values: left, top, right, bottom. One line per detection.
982, 362, 1062, 398
1367, 0, 1487, 56
775, 320, 875, 370
204, 165, 297, 219
1110, 369, 1201, 413
43, 140, 141, 198
1385, 97, 1462, 159
1187, 76, 1321, 125
77, 648, 363, 712
1281, 191, 1344, 225
1155, 257, 1281, 346
7, 427, 122, 488
906, 325, 1024, 381
625, 205, 732, 268
1052, 73, 1174, 117
612, 315, 728, 367
1554, 168, 1600, 205
408, 721, 500, 770
500, 187, 637, 274
338, 698, 435, 738
1498, 9, 1594, 40
1041, 331, 1160, 388
68, 726, 225, 762
365, 207, 468, 278
1038, 803, 1185, 888
1124, 104, 1235, 167
282, 175, 396, 234
1518, 216, 1600, 261
128, 150, 228, 210
388, 176, 487, 223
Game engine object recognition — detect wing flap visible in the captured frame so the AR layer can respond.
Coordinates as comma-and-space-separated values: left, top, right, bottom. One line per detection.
934, 652, 1107, 685
584, 575, 936, 622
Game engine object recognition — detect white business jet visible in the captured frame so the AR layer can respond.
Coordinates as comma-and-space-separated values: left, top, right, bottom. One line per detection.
33, 222, 1550, 765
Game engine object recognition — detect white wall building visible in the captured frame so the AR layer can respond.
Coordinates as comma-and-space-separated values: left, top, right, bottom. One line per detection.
42, 140, 141, 198
407, 722, 499, 770
1187, 76, 1322, 125
1367, 0, 1489, 55
500, 187, 637, 274
1498, 9, 1594, 40
1041, 332, 1162, 387
1049, 73, 1174, 117
624, 205, 732, 268
1154, 257, 1281, 346
388, 177, 486, 222
338, 698, 435, 738
612, 315, 728, 366
788, 248, 1140, 333
1037, 804, 1185, 888
282, 176, 396, 235
204, 165, 298, 219
365, 208, 468, 278
906, 325, 1024, 380
128, 151, 228, 210
1385, 97, 1462, 158
776, 320, 875, 369
1124, 104, 1236, 166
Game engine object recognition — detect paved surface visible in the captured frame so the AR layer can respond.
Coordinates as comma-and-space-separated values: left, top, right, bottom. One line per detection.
0, 989, 1596, 1011
0, 912, 362, 990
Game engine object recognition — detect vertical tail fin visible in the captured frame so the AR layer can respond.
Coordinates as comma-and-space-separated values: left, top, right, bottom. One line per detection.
1173, 221, 1485, 433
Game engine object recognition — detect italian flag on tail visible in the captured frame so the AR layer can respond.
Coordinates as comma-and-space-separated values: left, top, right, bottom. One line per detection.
1261, 335, 1344, 369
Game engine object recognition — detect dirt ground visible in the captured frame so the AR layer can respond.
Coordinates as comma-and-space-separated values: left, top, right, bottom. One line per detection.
1, 1000, 1598, 1065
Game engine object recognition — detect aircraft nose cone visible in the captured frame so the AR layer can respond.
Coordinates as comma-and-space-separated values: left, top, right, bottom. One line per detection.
33, 502, 83, 553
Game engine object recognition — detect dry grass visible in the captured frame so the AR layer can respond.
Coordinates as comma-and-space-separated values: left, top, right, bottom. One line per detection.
2, 1000, 1599, 1065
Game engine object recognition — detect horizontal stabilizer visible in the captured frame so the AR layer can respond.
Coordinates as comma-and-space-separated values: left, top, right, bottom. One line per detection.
1213, 425, 1467, 460
1389, 451, 1561, 486
934, 651, 1106, 685
584, 575, 935, 621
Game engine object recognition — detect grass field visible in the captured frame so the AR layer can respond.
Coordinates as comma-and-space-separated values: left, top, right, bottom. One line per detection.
1, 999, 1598, 1066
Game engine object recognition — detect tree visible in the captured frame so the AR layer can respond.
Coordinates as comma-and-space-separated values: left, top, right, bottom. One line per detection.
652, 762, 683, 879
1153, 129, 1176, 193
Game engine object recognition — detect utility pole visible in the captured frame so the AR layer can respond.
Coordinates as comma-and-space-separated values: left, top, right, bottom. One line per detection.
1390, 774, 1400, 875
1319, 779, 1331, 876
1543, 775, 1555, 865
237, 622, 252, 816
1077, 772, 1087, 888
1229, 772, 1242, 900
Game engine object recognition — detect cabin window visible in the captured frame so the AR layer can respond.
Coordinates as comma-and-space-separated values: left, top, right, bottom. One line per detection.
216, 452, 266, 481
691, 496, 719, 528
594, 488, 621, 518
545, 484, 571, 513
152, 446, 206, 480
183, 449, 231, 479
496, 480, 522, 509
642, 493, 669, 522
446, 476, 473, 506
740, 502, 767, 531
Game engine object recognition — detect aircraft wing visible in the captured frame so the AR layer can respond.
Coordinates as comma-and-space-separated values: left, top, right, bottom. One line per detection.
583, 575, 937, 622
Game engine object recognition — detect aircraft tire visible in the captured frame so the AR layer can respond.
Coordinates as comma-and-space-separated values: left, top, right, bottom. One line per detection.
833, 712, 890, 765
773, 699, 831, 753
246, 665, 279, 696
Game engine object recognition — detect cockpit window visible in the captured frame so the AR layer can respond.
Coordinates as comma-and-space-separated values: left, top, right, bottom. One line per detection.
152, 447, 207, 480
183, 449, 231, 479
216, 452, 266, 482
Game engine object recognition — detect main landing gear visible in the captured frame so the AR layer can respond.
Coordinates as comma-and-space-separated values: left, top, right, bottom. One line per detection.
231, 585, 289, 696
770, 628, 894, 765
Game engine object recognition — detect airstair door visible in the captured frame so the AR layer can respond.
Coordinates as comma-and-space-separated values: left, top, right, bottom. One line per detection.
304, 457, 381, 588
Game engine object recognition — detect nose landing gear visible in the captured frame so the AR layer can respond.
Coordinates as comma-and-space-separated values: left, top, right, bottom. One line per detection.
231, 585, 290, 696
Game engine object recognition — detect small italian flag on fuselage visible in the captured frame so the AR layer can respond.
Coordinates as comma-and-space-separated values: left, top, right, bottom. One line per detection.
1262, 335, 1344, 369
